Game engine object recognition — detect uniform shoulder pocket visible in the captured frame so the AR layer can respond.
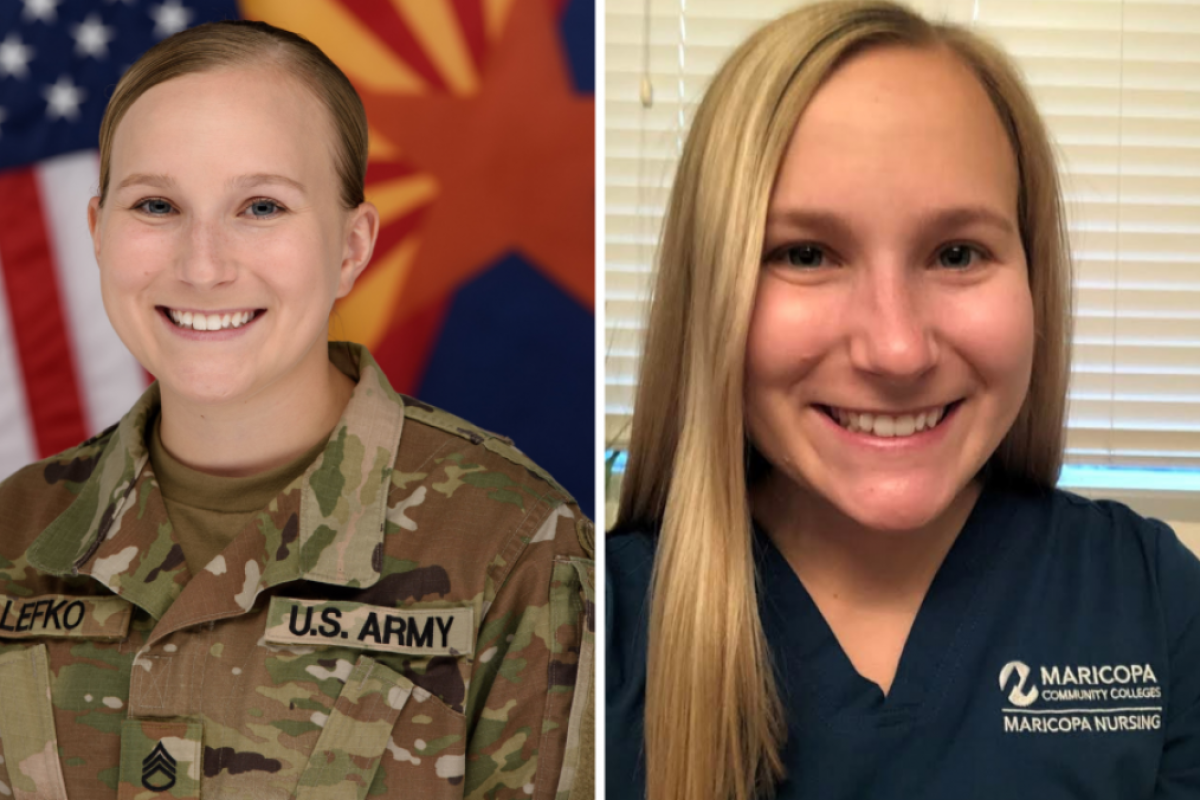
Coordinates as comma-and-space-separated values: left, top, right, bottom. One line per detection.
294, 654, 416, 800
0, 645, 69, 800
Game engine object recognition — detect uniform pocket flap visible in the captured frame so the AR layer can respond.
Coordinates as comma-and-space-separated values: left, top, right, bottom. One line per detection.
0, 645, 70, 800
294, 655, 415, 800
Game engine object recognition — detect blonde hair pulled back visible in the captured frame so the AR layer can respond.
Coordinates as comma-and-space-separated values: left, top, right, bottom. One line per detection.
97, 20, 367, 210
616, 3, 1072, 800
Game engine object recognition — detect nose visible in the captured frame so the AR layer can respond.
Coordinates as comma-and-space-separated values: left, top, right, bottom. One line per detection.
847, 265, 939, 381
173, 215, 237, 289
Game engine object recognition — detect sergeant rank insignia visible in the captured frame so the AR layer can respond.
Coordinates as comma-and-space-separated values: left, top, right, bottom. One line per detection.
142, 742, 178, 791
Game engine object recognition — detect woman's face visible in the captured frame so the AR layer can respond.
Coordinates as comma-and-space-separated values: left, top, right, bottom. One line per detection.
89, 66, 375, 407
744, 45, 1035, 533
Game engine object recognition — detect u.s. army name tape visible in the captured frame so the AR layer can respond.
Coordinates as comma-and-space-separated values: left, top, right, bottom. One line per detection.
0, 594, 133, 640
264, 597, 474, 657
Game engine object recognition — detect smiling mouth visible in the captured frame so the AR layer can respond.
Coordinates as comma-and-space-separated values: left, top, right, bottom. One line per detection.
158, 307, 264, 332
818, 400, 964, 438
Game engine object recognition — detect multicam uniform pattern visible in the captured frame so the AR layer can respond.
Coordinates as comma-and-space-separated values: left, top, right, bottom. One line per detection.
0, 342, 595, 800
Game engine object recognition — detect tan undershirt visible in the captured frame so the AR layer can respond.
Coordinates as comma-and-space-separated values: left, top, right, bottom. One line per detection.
148, 412, 329, 577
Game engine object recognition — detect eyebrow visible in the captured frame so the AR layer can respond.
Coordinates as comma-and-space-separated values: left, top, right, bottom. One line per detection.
766, 206, 1018, 238
114, 172, 308, 194
227, 173, 308, 194
115, 173, 177, 192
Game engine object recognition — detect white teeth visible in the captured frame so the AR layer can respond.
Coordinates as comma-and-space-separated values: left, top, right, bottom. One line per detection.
873, 416, 895, 437
832, 406, 950, 438
166, 309, 256, 332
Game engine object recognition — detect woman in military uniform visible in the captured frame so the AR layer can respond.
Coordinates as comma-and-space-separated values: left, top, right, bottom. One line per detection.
607, 2, 1200, 799
0, 20, 593, 800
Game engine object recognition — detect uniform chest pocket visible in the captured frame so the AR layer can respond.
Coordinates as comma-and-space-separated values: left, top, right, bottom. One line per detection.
210, 597, 472, 799
292, 654, 417, 800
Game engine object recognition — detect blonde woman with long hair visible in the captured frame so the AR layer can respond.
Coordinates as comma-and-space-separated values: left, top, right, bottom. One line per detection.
607, 2, 1200, 799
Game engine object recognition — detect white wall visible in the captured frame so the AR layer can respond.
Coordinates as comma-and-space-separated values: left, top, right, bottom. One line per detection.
1171, 522, 1200, 556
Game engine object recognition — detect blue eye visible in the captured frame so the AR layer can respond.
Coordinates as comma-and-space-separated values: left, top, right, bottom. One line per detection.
136, 198, 173, 215
781, 244, 825, 268
938, 244, 983, 269
246, 199, 283, 218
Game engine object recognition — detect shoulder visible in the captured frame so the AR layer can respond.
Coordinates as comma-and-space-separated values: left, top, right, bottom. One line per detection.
605, 529, 654, 793
396, 394, 575, 504
1037, 490, 1200, 771
606, 528, 657, 641
1033, 485, 1191, 565
378, 395, 592, 608
0, 423, 119, 561
605, 528, 657, 686
607, 527, 657, 594
1016, 485, 1200, 638
996, 482, 1174, 549
337, 341, 588, 556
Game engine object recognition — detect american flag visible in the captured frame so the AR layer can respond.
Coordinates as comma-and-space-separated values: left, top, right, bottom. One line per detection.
0, 0, 241, 478
0, 0, 596, 515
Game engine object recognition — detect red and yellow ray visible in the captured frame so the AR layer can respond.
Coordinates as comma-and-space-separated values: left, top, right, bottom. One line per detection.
240, 0, 591, 357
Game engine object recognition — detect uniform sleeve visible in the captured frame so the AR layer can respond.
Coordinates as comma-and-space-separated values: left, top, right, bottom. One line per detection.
461, 503, 594, 800
1153, 521, 1200, 797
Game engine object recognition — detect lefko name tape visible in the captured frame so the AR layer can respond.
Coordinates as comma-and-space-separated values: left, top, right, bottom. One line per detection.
265, 597, 475, 657
0, 593, 133, 640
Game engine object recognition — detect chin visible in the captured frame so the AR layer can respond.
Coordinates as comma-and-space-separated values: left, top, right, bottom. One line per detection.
824, 474, 966, 534
159, 365, 250, 405
846, 504, 946, 535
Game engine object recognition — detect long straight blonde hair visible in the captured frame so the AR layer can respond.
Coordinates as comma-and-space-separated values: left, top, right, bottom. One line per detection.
615, 3, 1073, 800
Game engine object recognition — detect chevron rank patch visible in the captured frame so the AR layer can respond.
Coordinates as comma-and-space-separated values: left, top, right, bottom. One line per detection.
264, 597, 475, 657
119, 719, 202, 799
0, 593, 133, 640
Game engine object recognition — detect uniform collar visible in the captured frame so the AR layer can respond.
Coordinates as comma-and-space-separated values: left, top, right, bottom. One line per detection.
27, 342, 404, 620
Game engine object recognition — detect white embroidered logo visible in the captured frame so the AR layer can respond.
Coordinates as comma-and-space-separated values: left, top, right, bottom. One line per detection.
997, 658, 1163, 734
999, 661, 1039, 707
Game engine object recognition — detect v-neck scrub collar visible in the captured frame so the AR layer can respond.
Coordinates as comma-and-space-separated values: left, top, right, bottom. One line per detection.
754, 482, 1016, 730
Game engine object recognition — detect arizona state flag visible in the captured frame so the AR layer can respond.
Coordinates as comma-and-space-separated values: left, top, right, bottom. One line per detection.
0, 0, 594, 515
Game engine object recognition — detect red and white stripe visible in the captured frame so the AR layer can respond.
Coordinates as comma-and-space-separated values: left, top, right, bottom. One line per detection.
0, 151, 148, 481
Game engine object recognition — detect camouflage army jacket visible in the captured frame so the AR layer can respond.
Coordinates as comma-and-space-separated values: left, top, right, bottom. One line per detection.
0, 342, 594, 800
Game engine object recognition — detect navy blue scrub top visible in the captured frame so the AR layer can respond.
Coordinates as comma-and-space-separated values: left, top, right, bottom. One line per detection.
606, 484, 1200, 799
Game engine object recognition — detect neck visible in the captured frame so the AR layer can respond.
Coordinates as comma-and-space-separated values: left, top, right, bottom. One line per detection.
752, 475, 981, 611
157, 353, 354, 477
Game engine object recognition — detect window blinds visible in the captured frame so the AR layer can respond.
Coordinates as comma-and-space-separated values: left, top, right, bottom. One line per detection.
604, 0, 1200, 482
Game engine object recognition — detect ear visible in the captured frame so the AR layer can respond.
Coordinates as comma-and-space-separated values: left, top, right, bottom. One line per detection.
336, 201, 380, 299
87, 196, 102, 262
